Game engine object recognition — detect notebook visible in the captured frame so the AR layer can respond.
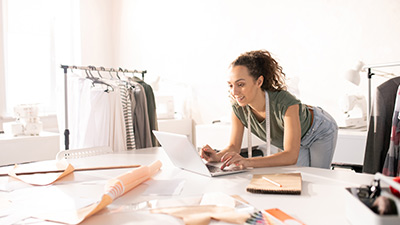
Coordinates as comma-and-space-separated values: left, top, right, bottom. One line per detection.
152, 130, 247, 177
246, 173, 302, 195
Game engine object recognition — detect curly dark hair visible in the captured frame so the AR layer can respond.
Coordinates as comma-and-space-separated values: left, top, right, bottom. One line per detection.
230, 50, 286, 91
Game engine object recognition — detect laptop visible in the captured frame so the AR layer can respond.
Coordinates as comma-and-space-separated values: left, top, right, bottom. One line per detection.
152, 130, 247, 177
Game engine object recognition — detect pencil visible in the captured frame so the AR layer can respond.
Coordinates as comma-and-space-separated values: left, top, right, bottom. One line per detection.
262, 177, 282, 187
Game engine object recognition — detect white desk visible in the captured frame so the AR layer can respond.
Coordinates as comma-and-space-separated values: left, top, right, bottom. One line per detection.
0, 132, 60, 166
0, 147, 378, 225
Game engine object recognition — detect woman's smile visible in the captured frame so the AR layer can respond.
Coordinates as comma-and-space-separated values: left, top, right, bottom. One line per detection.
235, 95, 245, 104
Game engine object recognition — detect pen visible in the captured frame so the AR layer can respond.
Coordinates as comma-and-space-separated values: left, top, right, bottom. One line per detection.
262, 177, 282, 187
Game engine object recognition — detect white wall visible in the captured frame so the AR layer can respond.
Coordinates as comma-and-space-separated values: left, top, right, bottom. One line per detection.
80, 0, 116, 66
0, 1, 7, 127
81, 0, 400, 126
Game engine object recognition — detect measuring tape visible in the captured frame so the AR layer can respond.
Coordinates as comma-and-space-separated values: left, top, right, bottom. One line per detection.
247, 91, 271, 157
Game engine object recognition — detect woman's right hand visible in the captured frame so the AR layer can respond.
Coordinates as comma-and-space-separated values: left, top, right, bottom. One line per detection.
200, 145, 220, 162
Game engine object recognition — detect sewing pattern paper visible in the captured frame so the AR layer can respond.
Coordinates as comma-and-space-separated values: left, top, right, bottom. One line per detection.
31, 160, 162, 224
8, 160, 75, 186
151, 193, 252, 225
151, 205, 250, 225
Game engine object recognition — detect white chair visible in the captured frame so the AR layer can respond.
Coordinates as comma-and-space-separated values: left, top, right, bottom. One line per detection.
56, 146, 113, 160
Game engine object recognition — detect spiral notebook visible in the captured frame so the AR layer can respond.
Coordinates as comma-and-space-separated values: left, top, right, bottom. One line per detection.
246, 173, 302, 195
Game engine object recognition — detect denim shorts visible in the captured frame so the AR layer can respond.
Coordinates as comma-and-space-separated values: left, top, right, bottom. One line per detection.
297, 106, 338, 168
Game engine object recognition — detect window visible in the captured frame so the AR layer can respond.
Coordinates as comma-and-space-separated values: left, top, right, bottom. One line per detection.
1, 0, 80, 119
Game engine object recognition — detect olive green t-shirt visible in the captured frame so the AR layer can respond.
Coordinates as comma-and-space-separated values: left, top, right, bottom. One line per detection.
232, 90, 312, 149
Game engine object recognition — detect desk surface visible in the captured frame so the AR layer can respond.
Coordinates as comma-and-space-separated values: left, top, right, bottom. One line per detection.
0, 147, 377, 225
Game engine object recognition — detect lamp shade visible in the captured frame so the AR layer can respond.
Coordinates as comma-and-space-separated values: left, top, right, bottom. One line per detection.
345, 61, 365, 86
345, 69, 361, 86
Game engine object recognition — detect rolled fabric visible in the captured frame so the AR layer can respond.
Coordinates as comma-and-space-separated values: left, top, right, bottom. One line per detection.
105, 160, 162, 200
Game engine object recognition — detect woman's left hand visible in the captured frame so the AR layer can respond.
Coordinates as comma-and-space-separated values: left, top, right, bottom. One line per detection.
220, 152, 248, 169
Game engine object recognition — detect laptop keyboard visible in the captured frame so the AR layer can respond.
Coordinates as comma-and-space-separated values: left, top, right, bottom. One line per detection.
206, 164, 222, 173
206, 164, 239, 173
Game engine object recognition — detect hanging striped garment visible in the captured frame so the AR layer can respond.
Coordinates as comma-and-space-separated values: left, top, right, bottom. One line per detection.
119, 83, 136, 150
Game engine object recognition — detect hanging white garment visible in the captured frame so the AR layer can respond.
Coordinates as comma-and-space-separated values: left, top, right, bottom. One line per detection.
81, 85, 112, 148
66, 75, 91, 149
75, 78, 93, 148
62, 75, 127, 152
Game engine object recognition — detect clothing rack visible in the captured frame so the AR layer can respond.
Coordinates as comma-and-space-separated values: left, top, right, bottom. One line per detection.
60, 64, 147, 150
364, 62, 400, 117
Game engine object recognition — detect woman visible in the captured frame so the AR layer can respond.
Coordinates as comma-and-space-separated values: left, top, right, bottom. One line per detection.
201, 50, 338, 169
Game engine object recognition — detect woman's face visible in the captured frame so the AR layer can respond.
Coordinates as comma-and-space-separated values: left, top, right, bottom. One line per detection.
228, 65, 261, 107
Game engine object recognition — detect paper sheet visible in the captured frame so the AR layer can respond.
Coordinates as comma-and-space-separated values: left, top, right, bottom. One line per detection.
0, 192, 16, 224
4, 158, 141, 188
200, 192, 235, 208
0, 192, 12, 216
141, 179, 186, 196
151, 205, 250, 225
8, 160, 75, 186
1, 185, 98, 225
31, 160, 162, 224
151, 193, 253, 225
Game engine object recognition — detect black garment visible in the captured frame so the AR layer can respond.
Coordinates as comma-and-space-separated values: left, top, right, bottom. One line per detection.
363, 77, 400, 174
136, 79, 159, 147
